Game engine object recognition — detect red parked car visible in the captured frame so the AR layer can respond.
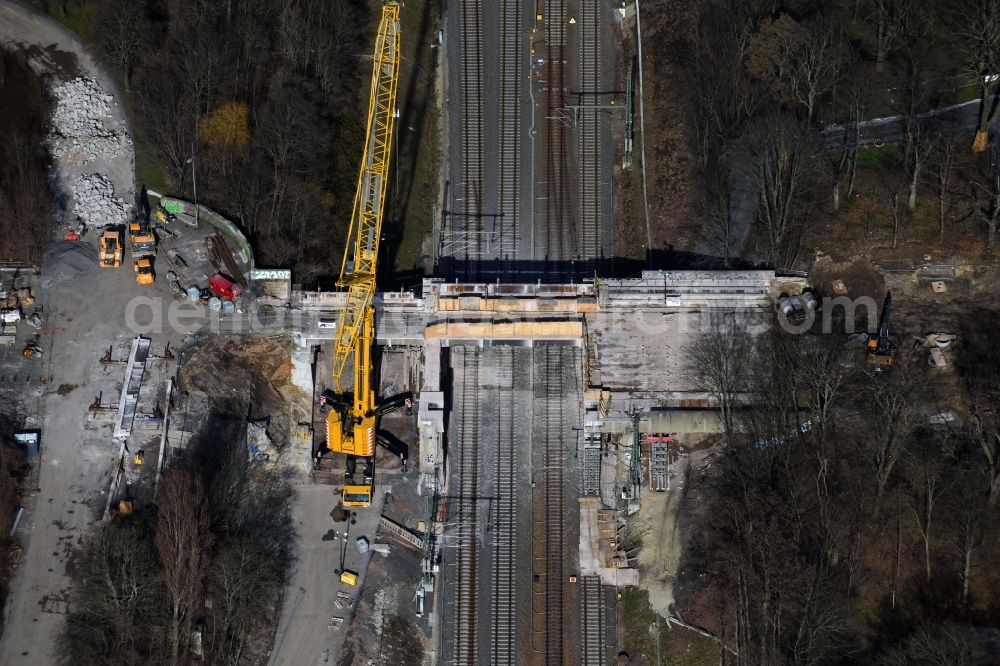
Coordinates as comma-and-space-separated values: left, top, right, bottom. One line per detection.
208, 273, 241, 301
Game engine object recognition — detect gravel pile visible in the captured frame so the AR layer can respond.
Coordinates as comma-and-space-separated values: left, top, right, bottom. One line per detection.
69, 173, 129, 227
47, 77, 132, 165
42, 240, 98, 281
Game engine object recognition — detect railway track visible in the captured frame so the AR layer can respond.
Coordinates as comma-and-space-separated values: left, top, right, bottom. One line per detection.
543, 0, 573, 261
497, 0, 521, 266
532, 345, 567, 664
581, 576, 606, 665
575, 0, 604, 260
491, 347, 517, 664
452, 346, 481, 663
460, 0, 484, 266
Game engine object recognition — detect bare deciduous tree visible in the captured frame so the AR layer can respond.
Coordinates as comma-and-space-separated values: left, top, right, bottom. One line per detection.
950, 0, 1000, 152
903, 431, 951, 581
862, 369, 921, 507
205, 537, 280, 665
57, 523, 165, 663
946, 457, 987, 607
749, 115, 820, 267
156, 468, 215, 664
970, 405, 1000, 505
747, 14, 841, 123
969, 162, 1000, 249
798, 337, 849, 449
879, 623, 975, 665
926, 128, 961, 239
881, 178, 905, 248
686, 312, 755, 443
830, 85, 864, 211
136, 64, 197, 187
95, 0, 148, 90
870, 0, 903, 72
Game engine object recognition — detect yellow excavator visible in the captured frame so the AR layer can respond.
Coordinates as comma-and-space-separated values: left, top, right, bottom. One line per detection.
321, 2, 410, 508
867, 291, 897, 371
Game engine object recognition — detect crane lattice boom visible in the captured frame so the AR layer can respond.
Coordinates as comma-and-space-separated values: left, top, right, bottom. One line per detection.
325, 3, 401, 472
333, 3, 401, 387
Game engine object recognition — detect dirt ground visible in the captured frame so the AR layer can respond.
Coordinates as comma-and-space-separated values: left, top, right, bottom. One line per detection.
620, 0, 703, 256
633, 436, 721, 620
177, 335, 306, 453
812, 254, 1000, 394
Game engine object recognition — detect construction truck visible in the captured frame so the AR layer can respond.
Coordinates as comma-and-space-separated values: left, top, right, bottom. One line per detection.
320, 2, 409, 508
99, 229, 123, 268
134, 257, 155, 285
867, 291, 897, 371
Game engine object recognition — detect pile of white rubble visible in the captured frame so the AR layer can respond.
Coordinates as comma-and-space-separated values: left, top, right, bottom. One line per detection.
47, 77, 132, 165
69, 174, 129, 228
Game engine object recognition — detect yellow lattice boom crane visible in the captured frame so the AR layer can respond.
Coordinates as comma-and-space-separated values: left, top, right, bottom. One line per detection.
322, 2, 411, 508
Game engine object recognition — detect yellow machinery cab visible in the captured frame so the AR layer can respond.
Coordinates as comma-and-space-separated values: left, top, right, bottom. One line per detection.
134, 257, 155, 285
342, 486, 373, 507
99, 230, 122, 268
340, 570, 358, 586
866, 292, 896, 371
128, 220, 156, 254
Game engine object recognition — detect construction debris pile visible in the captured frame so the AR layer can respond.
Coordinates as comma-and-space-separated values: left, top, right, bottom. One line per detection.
42, 240, 98, 282
69, 174, 129, 228
46, 77, 132, 165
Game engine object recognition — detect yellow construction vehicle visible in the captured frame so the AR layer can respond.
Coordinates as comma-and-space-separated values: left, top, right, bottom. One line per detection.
128, 218, 156, 254
867, 291, 897, 371
154, 207, 175, 224
130, 190, 157, 258
134, 257, 155, 285
321, 2, 410, 508
99, 229, 123, 268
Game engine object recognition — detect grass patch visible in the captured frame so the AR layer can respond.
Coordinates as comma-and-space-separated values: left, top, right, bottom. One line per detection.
854, 144, 903, 170
620, 587, 659, 663
103, 68, 171, 196
45, 3, 97, 40
664, 633, 720, 666
133, 128, 168, 194
618, 587, 723, 666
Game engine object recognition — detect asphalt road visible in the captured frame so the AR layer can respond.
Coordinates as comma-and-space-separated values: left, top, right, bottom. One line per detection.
267, 484, 388, 666
0, 3, 146, 662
